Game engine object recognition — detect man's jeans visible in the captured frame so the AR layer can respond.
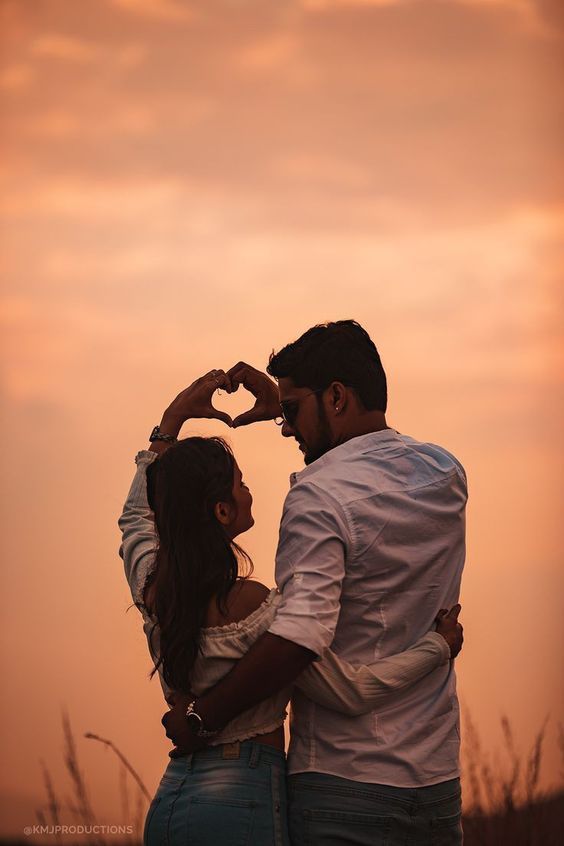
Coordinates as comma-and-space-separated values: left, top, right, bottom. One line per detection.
288, 772, 462, 846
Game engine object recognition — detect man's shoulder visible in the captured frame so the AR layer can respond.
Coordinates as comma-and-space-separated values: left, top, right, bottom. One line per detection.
286, 431, 467, 508
399, 434, 467, 483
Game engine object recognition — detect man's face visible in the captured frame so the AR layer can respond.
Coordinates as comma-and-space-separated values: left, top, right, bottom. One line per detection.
277, 377, 334, 465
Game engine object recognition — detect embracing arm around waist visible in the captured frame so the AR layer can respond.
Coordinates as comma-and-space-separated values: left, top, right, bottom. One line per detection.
267, 477, 457, 716
295, 632, 450, 716
118, 450, 316, 735
170, 479, 347, 737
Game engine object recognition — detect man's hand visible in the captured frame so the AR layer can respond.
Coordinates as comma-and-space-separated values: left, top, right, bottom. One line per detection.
226, 362, 281, 428
161, 697, 208, 758
435, 604, 464, 659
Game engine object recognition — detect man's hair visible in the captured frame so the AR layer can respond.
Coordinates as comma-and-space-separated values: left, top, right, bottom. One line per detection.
267, 319, 387, 412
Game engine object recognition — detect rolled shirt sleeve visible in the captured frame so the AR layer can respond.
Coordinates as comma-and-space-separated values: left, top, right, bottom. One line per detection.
295, 631, 450, 716
267, 480, 350, 656
118, 450, 159, 607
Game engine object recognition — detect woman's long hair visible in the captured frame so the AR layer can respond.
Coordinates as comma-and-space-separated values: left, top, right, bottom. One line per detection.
145, 437, 253, 694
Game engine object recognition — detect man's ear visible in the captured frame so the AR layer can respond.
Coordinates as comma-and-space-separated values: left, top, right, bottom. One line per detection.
214, 500, 233, 526
330, 381, 347, 413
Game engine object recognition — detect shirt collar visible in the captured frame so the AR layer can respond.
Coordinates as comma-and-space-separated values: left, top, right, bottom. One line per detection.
289, 428, 400, 486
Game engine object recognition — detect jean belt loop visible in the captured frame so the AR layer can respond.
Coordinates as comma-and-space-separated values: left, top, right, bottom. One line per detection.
185, 753, 193, 773
249, 742, 261, 769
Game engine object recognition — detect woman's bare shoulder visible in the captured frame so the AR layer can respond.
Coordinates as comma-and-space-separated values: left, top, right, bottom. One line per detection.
204, 579, 272, 627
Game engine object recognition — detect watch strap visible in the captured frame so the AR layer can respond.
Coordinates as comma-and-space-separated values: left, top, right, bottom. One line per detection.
149, 425, 178, 444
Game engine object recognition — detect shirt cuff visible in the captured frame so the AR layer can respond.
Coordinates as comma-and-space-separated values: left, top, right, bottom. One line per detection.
135, 449, 157, 465
267, 616, 332, 658
425, 630, 451, 664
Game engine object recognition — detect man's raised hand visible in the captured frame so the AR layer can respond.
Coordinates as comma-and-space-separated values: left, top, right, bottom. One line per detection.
227, 362, 281, 428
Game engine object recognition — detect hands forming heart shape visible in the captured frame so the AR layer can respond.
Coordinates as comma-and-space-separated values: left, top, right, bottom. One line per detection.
166, 362, 282, 430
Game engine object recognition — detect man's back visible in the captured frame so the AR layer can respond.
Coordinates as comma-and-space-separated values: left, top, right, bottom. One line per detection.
270, 428, 467, 786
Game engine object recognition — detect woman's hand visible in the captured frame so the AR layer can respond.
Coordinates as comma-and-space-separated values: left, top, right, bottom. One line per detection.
151, 371, 234, 454
435, 605, 463, 659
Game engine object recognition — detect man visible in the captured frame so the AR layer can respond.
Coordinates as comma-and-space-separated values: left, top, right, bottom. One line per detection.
164, 320, 467, 845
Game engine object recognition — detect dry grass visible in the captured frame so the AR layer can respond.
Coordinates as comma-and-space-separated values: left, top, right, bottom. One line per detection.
461, 710, 564, 846
21, 710, 564, 845
31, 711, 149, 845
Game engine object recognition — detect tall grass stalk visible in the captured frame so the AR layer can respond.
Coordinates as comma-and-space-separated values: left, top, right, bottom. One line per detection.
84, 734, 151, 802
462, 712, 563, 846
36, 712, 150, 845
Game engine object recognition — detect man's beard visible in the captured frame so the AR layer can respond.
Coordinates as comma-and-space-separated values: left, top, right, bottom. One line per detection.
300, 401, 334, 466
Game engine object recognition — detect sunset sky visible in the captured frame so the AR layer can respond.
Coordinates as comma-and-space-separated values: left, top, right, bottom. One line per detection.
1, 0, 563, 839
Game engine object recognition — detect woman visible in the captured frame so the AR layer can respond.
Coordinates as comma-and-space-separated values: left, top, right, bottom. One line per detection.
119, 370, 462, 846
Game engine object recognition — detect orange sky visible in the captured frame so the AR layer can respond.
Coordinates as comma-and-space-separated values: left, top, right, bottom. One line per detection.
1, 0, 563, 840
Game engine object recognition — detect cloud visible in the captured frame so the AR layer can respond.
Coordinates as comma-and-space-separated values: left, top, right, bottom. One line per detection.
301, 0, 525, 7
236, 34, 300, 71
0, 64, 35, 91
303, 0, 397, 9
22, 106, 156, 140
31, 33, 98, 63
27, 33, 149, 71
114, 43, 148, 69
8, 1, 562, 227
0, 175, 180, 219
300, 0, 564, 37
1, 0, 562, 237
108, 0, 194, 22
4, 201, 559, 393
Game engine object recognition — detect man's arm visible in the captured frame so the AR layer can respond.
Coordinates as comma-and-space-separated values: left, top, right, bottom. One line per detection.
203, 633, 313, 720
163, 480, 349, 752
163, 638, 315, 754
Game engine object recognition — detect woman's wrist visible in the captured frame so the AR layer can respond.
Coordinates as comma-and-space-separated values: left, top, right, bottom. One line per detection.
159, 409, 186, 438
148, 410, 186, 455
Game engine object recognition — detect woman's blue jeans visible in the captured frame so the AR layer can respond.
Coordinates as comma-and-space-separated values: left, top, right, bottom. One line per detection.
288, 772, 463, 845
143, 741, 290, 846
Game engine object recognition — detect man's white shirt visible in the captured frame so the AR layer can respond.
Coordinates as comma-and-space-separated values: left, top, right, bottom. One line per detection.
268, 428, 467, 787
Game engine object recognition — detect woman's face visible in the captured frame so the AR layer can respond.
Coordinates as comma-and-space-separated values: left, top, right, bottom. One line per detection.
223, 461, 254, 539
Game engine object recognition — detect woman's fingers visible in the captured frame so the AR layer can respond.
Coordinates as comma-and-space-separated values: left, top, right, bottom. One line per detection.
204, 369, 234, 393
205, 370, 234, 427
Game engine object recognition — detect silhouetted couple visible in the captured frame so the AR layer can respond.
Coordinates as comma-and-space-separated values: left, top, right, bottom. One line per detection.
119, 319, 466, 845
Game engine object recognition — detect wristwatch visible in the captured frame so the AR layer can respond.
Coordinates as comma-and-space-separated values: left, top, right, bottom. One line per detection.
149, 425, 178, 444
185, 700, 219, 739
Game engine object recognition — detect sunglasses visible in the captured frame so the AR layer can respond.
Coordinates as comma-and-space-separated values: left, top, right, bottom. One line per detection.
276, 388, 326, 428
